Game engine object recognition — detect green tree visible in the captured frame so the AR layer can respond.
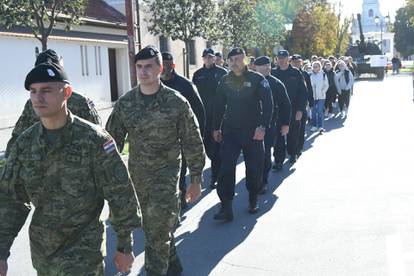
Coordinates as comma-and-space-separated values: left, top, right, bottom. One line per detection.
394, 6, 414, 58
0, 0, 87, 51
290, 3, 339, 58
143, 0, 216, 77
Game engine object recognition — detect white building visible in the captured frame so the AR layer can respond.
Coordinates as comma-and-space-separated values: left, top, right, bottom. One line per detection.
0, 0, 133, 129
350, 0, 394, 57
104, 0, 209, 77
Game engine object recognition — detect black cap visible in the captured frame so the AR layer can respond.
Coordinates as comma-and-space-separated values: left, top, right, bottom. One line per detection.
202, 48, 215, 57
215, 52, 222, 58
254, 56, 271, 66
134, 46, 160, 63
162, 52, 173, 61
25, 63, 69, 90
277, 50, 289, 57
291, 54, 302, 61
227, 47, 245, 59
35, 49, 61, 66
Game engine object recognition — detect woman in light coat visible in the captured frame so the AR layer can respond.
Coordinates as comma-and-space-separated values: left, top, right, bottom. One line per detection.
334, 60, 354, 117
310, 61, 329, 132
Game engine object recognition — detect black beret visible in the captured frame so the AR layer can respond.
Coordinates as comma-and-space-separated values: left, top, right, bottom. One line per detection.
134, 46, 160, 63
202, 48, 215, 57
227, 47, 245, 59
25, 63, 69, 90
277, 50, 289, 57
254, 56, 271, 66
291, 54, 302, 61
162, 52, 173, 61
215, 52, 222, 58
35, 49, 60, 66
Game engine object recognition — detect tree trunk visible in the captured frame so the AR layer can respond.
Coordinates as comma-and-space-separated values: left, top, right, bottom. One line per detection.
41, 35, 48, 51
184, 40, 191, 78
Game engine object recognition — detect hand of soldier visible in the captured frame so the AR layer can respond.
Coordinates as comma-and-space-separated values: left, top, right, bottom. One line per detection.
213, 130, 222, 143
0, 260, 7, 276
253, 127, 265, 141
295, 111, 303, 121
114, 251, 134, 273
186, 182, 202, 203
280, 125, 289, 136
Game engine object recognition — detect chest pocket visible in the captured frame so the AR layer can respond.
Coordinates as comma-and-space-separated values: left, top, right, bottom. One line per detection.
145, 107, 178, 149
60, 149, 92, 198
19, 154, 45, 206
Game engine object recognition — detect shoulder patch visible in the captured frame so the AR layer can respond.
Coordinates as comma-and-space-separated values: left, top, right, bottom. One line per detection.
103, 139, 116, 154
86, 98, 95, 109
261, 79, 270, 89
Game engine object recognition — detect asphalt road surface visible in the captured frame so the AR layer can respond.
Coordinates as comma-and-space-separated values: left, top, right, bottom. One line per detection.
6, 74, 414, 276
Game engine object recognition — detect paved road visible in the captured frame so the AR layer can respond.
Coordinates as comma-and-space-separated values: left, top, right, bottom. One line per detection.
6, 74, 414, 275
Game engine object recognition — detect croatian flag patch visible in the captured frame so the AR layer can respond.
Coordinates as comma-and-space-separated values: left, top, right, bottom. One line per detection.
103, 139, 116, 153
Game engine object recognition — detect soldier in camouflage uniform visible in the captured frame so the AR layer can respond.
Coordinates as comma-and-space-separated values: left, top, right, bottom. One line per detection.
0, 63, 141, 276
106, 46, 205, 276
5, 49, 101, 158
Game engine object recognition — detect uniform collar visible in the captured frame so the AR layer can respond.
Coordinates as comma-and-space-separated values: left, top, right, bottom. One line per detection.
136, 82, 168, 108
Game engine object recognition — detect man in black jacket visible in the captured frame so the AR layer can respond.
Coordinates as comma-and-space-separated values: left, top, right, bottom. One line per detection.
290, 54, 313, 159
271, 50, 307, 169
161, 52, 206, 209
193, 48, 228, 189
212, 48, 273, 221
254, 56, 291, 193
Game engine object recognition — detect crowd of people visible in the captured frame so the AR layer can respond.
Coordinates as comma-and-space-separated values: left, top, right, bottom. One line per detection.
0, 46, 357, 276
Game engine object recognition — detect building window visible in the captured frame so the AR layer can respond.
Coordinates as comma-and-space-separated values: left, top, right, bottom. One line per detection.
94, 46, 102, 76
80, 45, 89, 76
369, 9, 374, 17
159, 35, 170, 52
189, 40, 196, 65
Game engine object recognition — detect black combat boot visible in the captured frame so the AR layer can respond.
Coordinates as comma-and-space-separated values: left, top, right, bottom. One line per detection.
248, 194, 259, 214
213, 200, 233, 221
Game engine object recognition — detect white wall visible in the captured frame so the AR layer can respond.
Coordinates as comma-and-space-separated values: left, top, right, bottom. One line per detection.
0, 35, 129, 128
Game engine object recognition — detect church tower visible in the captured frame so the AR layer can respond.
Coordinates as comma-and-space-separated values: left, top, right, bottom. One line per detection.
361, 0, 387, 33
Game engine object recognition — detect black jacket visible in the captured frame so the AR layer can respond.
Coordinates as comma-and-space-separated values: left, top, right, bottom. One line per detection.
271, 65, 307, 114
213, 67, 273, 131
162, 71, 206, 134
300, 69, 314, 107
192, 64, 227, 133
265, 75, 291, 127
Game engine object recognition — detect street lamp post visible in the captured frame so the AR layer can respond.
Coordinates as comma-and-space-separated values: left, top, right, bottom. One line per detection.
375, 15, 390, 55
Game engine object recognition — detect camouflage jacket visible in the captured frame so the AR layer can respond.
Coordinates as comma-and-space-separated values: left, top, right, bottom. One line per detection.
5, 91, 101, 157
106, 84, 205, 184
0, 112, 140, 262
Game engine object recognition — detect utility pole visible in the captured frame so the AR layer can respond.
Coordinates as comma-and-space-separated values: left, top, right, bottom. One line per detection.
125, 0, 137, 88
135, 0, 142, 51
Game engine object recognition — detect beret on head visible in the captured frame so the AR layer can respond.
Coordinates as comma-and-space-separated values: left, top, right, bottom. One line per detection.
254, 56, 271, 66
134, 46, 160, 63
215, 52, 222, 58
35, 49, 61, 66
161, 52, 173, 61
25, 63, 69, 90
227, 47, 245, 59
202, 48, 215, 57
277, 50, 289, 57
291, 54, 302, 61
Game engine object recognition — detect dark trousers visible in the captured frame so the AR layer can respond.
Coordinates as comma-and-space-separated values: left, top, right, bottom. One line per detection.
274, 118, 301, 163
179, 158, 187, 201
261, 126, 276, 188
217, 128, 264, 203
338, 90, 351, 111
325, 90, 337, 113
297, 114, 307, 155
203, 129, 221, 183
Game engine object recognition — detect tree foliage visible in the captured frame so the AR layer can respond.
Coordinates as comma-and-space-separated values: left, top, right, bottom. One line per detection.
142, 0, 216, 77
0, 0, 87, 51
394, 5, 414, 57
290, 2, 346, 58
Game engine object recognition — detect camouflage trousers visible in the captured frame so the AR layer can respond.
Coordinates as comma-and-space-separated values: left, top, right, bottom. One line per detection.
131, 170, 180, 276
32, 223, 105, 276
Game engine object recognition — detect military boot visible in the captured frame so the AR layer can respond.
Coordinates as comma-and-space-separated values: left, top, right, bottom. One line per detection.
248, 194, 259, 214
213, 200, 233, 221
